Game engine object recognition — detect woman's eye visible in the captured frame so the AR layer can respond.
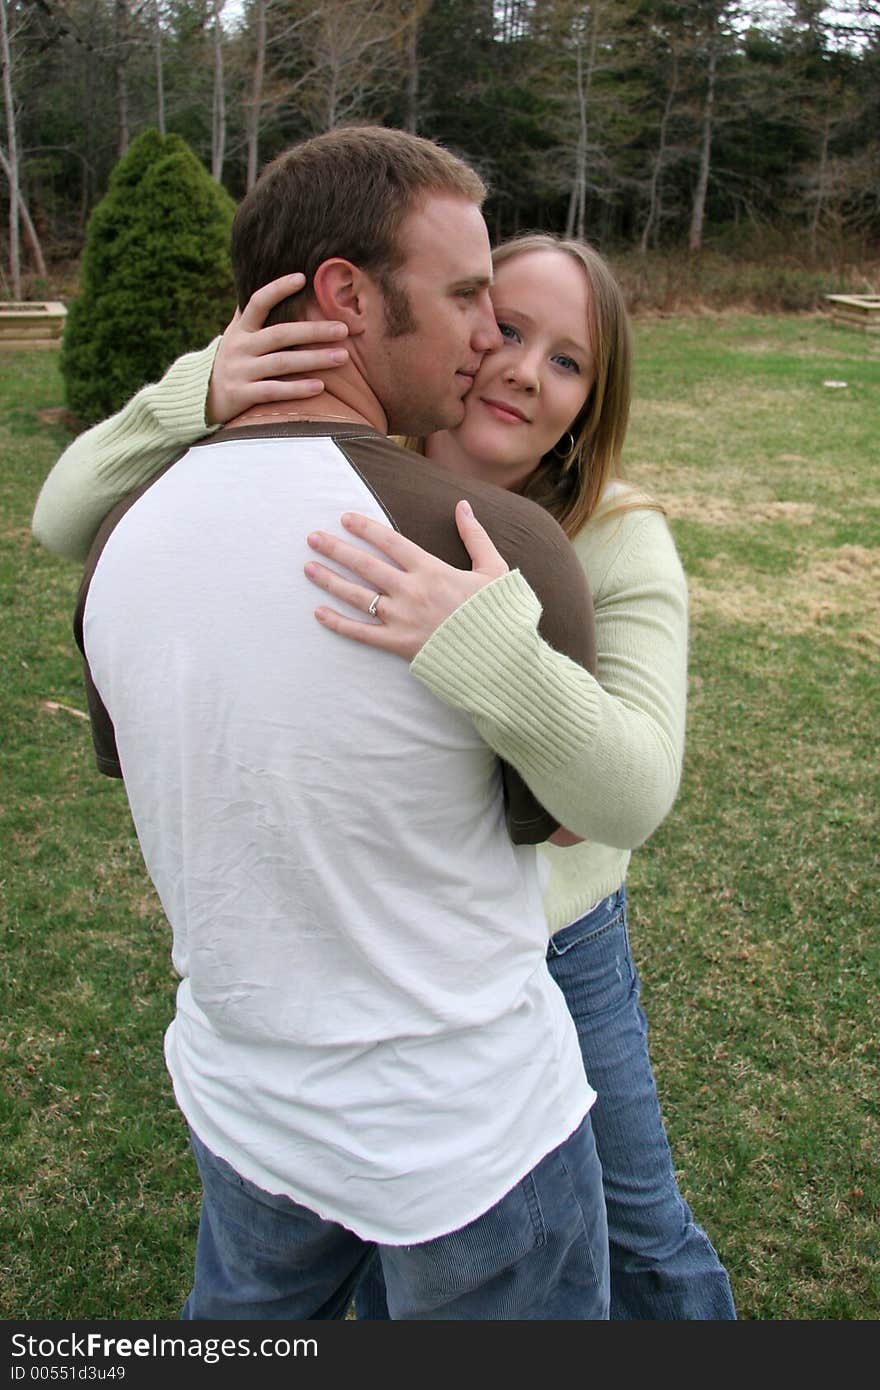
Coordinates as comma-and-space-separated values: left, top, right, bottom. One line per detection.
554, 354, 580, 373
497, 322, 518, 341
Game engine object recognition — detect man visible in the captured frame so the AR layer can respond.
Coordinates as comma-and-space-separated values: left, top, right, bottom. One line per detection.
74, 126, 608, 1319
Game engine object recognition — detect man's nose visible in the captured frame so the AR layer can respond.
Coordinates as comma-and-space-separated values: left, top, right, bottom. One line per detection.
471, 291, 503, 352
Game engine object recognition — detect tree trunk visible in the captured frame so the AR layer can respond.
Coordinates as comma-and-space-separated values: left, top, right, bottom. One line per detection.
688, 20, 717, 254
246, 0, 267, 190
0, 146, 48, 282
565, 9, 599, 242
115, 0, 131, 158
154, 0, 166, 136
564, 42, 585, 239
809, 116, 831, 258
211, 2, 226, 181
0, 0, 21, 298
639, 49, 678, 256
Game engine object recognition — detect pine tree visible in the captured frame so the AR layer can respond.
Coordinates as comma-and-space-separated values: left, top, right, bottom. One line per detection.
60, 128, 235, 425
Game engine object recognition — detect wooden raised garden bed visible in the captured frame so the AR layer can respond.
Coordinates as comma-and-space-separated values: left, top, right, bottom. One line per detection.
824, 294, 880, 333
0, 301, 67, 349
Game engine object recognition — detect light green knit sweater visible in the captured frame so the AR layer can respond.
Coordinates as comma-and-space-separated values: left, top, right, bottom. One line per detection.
32, 341, 688, 934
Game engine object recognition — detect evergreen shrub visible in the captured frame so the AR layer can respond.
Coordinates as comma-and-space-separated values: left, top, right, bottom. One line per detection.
61, 130, 236, 426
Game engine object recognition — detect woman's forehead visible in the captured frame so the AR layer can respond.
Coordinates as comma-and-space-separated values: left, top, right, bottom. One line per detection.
490, 250, 592, 341
492, 247, 586, 293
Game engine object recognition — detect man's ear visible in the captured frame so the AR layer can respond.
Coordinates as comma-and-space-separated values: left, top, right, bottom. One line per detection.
311, 259, 373, 335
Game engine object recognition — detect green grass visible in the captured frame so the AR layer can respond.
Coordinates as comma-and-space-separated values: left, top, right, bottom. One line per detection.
2, 314, 878, 1319
624, 312, 880, 1319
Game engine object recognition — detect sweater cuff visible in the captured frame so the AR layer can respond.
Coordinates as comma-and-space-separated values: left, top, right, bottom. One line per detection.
411, 569, 598, 777
147, 338, 221, 435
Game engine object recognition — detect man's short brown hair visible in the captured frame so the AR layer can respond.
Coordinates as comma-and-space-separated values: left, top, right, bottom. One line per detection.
231, 125, 487, 327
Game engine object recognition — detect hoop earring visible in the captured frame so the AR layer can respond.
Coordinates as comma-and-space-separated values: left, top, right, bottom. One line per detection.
552, 431, 576, 460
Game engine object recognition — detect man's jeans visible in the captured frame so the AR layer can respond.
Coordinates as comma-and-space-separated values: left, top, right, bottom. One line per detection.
183, 1114, 609, 1320
356, 886, 736, 1321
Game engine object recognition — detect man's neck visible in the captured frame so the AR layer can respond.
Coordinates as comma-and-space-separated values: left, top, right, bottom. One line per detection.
224, 365, 388, 434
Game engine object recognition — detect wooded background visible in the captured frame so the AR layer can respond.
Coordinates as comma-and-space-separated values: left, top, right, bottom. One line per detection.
2, 1, 878, 299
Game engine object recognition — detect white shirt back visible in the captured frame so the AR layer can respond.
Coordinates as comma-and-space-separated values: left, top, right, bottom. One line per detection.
82, 433, 593, 1243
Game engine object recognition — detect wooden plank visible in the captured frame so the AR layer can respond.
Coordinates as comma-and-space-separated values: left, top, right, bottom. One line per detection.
0, 300, 67, 346
0, 323, 64, 340
0, 338, 62, 350
824, 293, 880, 332
824, 294, 880, 309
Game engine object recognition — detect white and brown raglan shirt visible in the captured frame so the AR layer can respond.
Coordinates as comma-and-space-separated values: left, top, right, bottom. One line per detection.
74, 423, 597, 1245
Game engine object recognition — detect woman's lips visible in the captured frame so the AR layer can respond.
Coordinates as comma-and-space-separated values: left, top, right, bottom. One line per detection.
480, 397, 530, 423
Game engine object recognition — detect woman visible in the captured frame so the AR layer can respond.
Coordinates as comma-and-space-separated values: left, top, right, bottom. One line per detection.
33, 235, 735, 1320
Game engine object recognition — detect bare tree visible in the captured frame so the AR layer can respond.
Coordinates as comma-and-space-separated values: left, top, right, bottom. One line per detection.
533, 0, 634, 241
1, 0, 21, 297
809, 108, 833, 253
793, 76, 867, 255
397, 0, 432, 133
114, 0, 132, 156
297, 0, 408, 133
639, 45, 681, 255
564, 4, 600, 240
210, 0, 226, 181
686, 0, 744, 254
153, 0, 165, 136
687, 7, 717, 252
244, 1, 330, 187
0, 145, 47, 283
244, 0, 266, 188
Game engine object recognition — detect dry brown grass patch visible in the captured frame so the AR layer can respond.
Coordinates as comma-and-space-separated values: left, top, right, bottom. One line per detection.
689, 544, 880, 648
667, 496, 818, 526
1, 524, 39, 549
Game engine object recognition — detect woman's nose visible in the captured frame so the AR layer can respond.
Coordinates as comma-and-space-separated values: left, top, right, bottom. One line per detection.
504, 355, 540, 391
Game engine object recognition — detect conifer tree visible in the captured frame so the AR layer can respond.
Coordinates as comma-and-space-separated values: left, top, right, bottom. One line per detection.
61, 128, 235, 425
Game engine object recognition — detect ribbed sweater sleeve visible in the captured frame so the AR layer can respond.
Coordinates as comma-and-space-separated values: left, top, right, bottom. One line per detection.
32, 338, 220, 562
411, 505, 688, 849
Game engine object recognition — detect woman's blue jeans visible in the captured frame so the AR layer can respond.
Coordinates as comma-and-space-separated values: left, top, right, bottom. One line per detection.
356, 885, 736, 1321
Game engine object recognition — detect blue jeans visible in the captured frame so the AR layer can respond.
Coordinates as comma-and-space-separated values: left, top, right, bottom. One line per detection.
356, 886, 736, 1321
548, 886, 735, 1319
183, 1116, 609, 1320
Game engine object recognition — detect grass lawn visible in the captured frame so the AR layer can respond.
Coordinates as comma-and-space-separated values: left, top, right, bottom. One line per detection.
2, 313, 878, 1320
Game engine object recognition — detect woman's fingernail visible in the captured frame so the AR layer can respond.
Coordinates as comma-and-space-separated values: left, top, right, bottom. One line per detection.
330, 349, 349, 362
460, 500, 472, 517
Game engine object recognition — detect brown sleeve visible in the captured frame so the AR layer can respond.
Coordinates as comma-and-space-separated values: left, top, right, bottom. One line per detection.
72, 457, 184, 780
340, 433, 597, 844
475, 511, 594, 845
74, 543, 123, 780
